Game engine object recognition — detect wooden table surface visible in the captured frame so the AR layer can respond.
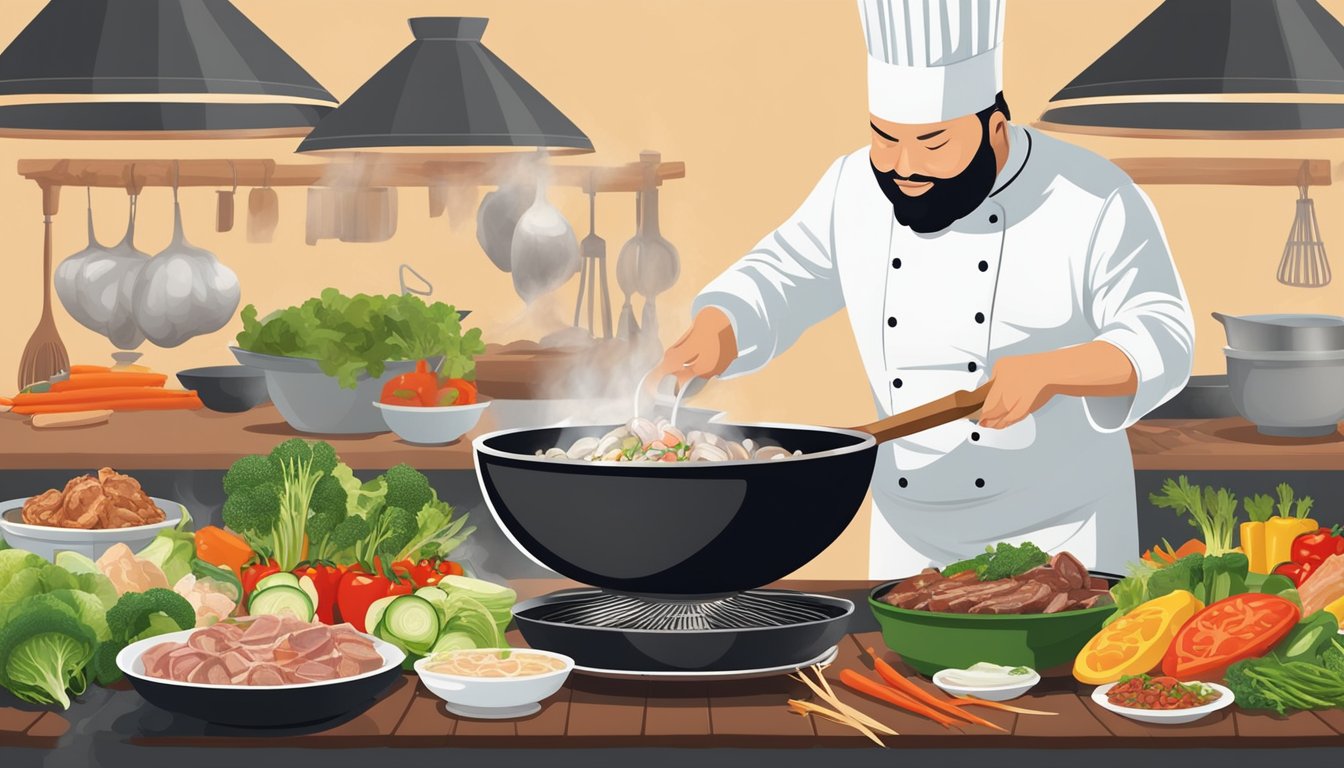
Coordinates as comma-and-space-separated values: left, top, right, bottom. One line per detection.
4, 580, 1342, 751
0, 404, 483, 470
4, 410, 1344, 473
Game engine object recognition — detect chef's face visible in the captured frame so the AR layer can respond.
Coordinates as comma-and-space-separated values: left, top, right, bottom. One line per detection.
869, 99, 1009, 234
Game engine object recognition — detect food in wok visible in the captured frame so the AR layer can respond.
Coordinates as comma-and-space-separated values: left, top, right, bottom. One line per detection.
538, 417, 802, 463
21, 468, 165, 529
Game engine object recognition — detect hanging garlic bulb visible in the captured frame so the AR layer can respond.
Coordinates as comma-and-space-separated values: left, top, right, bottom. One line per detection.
73, 192, 148, 350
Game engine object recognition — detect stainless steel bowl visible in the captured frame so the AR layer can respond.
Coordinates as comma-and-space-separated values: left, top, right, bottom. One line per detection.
1214, 312, 1344, 352
1224, 347, 1344, 436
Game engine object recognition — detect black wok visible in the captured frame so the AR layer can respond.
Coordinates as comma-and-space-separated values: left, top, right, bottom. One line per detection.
474, 385, 989, 597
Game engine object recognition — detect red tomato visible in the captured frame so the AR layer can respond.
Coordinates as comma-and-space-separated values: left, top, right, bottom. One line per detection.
380, 359, 440, 406
336, 568, 413, 633
1292, 528, 1344, 570
1161, 593, 1300, 680
397, 558, 464, 587
1273, 561, 1314, 587
293, 563, 345, 624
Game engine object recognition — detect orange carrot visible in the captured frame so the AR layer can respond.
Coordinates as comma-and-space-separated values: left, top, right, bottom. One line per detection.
51, 373, 167, 391
865, 649, 1008, 732
838, 669, 960, 727
947, 698, 1057, 716
69, 365, 112, 374
0, 395, 11, 406
13, 395, 202, 415
13, 387, 196, 405
195, 526, 254, 580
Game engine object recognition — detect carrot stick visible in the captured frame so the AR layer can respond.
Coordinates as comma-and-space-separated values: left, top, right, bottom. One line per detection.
789, 668, 901, 735
838, 669, 961, 728
12, 396, 202, 415
69, 365, 111, 374
13, 387, 196, 405
51, 373, 167, 391
864, 649, 1008, 732
948, 698, 1057, 716
0, 395, 11, 406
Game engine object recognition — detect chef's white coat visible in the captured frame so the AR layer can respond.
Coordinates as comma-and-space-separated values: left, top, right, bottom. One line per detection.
693, 124, 1195, 578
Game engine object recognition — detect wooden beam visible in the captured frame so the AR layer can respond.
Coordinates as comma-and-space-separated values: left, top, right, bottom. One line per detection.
1113, 157, 1331, 187
15, 156, 687, 193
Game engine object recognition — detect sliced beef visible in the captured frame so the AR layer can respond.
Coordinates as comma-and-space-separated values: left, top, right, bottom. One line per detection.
222, 651, 251, 678
1041, 592, 1071, 614
168, 650, 207, 680
187, 657, 231, 685
1015, 565, 1072, 592
240, 614, 283, 646
247, 664, 287, 686
1064, 589, 1112, 610
292, 660, 339, 683
968, 582, 1055, 614
942, 581, 1023, 613
1050, 552, 1088, 590
886, 569, 947, 597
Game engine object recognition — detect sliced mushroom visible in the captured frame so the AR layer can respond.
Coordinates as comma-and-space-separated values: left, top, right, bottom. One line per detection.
566, 436, 601, 459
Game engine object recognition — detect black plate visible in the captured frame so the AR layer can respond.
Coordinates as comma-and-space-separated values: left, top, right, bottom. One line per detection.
513, 589, 854, 673
118, 629, 404, 728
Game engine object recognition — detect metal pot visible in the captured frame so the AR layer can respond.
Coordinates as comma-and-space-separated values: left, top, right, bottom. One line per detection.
1224, 347, 1344, 437
1213, 312, 1344, 352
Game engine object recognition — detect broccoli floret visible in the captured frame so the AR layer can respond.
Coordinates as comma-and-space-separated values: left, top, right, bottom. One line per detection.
221, 484, 281, 539
269, 438, 338, 479
942, 551, 992, 578
223, 454, 278, 496
105, 588, 195, 644
1325, 641, 1344, 676
0, 596, 97, 709
306, 474, 350, 561
1148, 553, 1205, 599
382, 463, 434, 515
1224, 659, 1286, 715
981, 542, 1049, 581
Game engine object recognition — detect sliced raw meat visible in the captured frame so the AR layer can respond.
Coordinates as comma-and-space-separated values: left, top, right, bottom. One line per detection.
187, 657, 231, 685
240, 614, 283, 646
222, 651, 251, 677
247, 664, 287, 686
292, 661, 339, 682
168, 650, 207, 680
1015, 565, 1072, 592
140, 641, 184, 678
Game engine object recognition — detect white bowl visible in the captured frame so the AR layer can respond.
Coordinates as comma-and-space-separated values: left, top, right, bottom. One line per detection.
0, 496, 186, 561
374, 399, 490, 445
413, 648, 574, 719
931, 668, 1041, 701
1092, 681, 1235, 725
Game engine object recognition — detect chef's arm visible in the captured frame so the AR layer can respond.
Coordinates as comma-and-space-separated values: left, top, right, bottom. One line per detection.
1077, 182, 1195, 432
683, 156, 850, 380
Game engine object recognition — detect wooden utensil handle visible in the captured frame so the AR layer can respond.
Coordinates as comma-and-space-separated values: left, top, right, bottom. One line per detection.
852, 383, 992, 444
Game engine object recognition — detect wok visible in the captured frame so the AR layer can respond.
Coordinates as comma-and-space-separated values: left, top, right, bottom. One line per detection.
474, 383, 990, 597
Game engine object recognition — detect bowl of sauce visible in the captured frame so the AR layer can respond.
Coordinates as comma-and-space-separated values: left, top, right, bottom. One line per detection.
414, 648, 574, 719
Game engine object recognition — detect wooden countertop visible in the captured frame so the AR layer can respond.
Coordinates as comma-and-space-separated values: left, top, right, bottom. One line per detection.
0, 404, 481, 470
8, 580, 1341, 751
3, 410, 1343, 472
1128, 418, 1344, 471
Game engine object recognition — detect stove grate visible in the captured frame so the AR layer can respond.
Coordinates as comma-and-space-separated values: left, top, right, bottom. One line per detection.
530, 591, 840, 631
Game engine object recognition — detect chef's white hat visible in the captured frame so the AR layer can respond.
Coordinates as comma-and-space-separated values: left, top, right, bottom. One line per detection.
858, 0, 1006, 124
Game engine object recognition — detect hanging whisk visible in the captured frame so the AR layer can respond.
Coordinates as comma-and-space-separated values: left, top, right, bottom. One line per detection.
1278, 164, 1331, 287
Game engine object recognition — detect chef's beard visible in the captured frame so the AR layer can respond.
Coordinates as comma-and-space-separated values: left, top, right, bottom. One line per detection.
870, 122, 999, 235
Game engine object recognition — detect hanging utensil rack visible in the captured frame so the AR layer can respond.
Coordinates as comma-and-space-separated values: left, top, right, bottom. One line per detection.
11, 153, 685, 389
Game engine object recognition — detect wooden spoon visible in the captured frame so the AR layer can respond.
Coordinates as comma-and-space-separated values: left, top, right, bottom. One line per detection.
851, 383, 991, 443
18, 185, 70, 390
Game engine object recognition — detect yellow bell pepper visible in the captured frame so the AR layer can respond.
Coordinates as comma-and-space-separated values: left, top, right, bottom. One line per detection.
1074, 590, 1204, 685
1266, 517, 1318, 570
1240, 521, 1268, 574
1325, 595, 1344, 625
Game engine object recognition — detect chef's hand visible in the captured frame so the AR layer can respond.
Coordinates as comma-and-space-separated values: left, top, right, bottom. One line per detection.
978, 354, 1056, 430
645, 307, 739, 397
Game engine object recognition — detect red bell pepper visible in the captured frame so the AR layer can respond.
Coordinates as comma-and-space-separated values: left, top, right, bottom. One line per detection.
379, 359, 441, 407
240, 559, 281, 612
336, 564, 413, 633
435, 378, 478, 406
293, 563, 346, 624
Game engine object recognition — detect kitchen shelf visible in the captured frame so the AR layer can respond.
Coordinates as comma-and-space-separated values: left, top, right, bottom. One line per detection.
1112, 157, 1331, 187
15, 153, 685, 193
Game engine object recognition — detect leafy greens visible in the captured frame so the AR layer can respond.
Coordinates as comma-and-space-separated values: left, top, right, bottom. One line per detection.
236, 290, 485, 389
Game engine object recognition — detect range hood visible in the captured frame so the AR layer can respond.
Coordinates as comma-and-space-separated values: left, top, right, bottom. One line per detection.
1037, 0, 1344, 139
0, 0, 337, 139
297, 17, 592, 156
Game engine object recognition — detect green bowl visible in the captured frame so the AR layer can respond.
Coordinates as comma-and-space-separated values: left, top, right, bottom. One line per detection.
867, 576, 1118, 677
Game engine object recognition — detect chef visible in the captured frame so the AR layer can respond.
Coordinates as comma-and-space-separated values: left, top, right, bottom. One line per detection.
648, 0, 1195, 576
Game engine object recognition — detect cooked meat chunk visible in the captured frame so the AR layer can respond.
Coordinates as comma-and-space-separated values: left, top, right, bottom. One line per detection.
880, 550, 1111, 615
141, 618, 382, 686
20, 468, 164, 529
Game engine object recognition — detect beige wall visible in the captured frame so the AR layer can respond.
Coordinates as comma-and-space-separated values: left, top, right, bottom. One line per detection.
3, 0, 1343, 577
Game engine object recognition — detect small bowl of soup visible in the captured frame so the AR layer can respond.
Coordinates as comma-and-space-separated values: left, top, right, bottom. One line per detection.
413, 648, 574, 720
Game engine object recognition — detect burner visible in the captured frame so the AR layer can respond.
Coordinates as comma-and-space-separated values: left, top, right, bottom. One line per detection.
513, 589, 854, 674
531, 591, 839, 631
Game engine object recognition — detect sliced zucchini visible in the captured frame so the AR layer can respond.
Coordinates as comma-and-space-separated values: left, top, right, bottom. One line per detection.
378, 595, 440, 655
255, 572, 300, 591
365, 595, 399, 637
297, 575, 320, 612
248, 584, 314, 622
